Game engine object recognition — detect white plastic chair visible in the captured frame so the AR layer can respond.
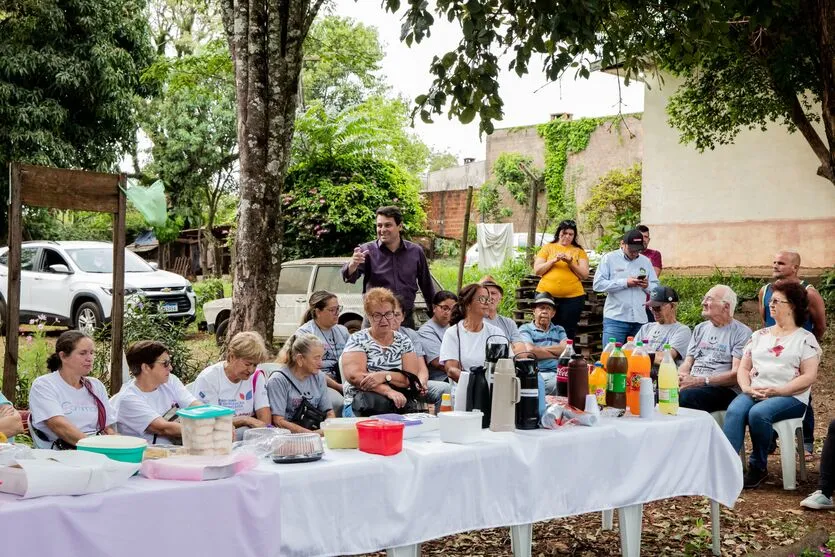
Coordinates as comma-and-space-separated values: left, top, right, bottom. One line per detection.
256, 362, 281, 377
772, 416, 806, 490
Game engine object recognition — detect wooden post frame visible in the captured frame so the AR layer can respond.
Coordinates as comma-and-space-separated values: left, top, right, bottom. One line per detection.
2, 163, 127, 404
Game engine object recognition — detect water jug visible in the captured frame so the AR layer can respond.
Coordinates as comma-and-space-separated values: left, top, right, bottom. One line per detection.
489, 358, 519, 432
513, 353, 540, 430
466, 366, 492, 428
567, 353, 589, 410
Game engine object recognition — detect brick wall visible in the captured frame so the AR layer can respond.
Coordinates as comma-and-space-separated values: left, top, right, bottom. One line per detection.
423, 189, 478, 239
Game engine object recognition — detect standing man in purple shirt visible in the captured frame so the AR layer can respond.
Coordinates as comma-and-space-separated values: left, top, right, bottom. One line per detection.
342, 206, 435, 329
638, 224, 662, 323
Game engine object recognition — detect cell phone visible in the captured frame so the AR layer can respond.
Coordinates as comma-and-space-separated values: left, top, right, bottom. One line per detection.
637, 274, 647, 280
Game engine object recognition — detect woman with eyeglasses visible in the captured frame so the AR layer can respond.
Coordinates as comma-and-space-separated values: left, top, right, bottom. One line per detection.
418, 290, 459, 381
533, 219, 589, 340
723, 280, 821, 489
115, 340, 201, 444
192, 331, 272, 437
28, 331, 117, 449
295, 290, 350, 416
341, 287, 421, 417
439, 283, 510, 383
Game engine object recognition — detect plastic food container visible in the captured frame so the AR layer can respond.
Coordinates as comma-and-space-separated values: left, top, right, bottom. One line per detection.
356, 419, 405, 456
76, 435, 148, 463
438, 411, 484, 444
321, 418, 366, 449
142, 445, 188, 460
271, 433, 324, 463
373, 413, 439, 439
177, 405, 236, 456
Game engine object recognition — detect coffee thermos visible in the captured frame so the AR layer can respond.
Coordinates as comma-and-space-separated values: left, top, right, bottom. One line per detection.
567, 353, 589, 410
485, 336, 510, 384
466, 366, 492, 428
489, 358, 519, 432
513, 354, 540, 430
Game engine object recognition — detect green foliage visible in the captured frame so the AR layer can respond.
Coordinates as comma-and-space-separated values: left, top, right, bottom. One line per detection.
193, 277, 229, 322
537, 118, 603, 220
14, 317, 56, 408
579, 164, 642, 251
661, 272, 762, 328
492, 152, 537, 205
0, 0, 156, 238
819, 267, 835, 314
94, 300, 204, 386
428, 150, 459, 172
476, 181, 513, 222
23, 209, 147, 242
430, 257, 530, 318
282, 157, 426, 259
303, 15, 386, 112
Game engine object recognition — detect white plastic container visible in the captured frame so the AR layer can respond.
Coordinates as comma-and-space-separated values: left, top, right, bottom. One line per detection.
438, 411, 484, 444
177, 405, 235, 456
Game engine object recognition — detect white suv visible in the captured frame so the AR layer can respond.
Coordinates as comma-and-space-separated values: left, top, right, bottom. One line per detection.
0, 241, 197, 334
203, 257, 442, 343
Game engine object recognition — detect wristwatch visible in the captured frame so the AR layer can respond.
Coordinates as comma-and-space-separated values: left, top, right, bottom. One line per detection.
385, 373, 392, 383
704, 376, 711, 386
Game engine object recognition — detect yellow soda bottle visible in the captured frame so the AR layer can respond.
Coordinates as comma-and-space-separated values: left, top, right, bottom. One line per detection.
657, 344, 679, 415
588, 362, 607, 407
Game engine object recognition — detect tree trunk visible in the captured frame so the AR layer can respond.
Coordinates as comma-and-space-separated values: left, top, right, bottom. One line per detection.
220, 0, 323, 345
813, 0, 835, 184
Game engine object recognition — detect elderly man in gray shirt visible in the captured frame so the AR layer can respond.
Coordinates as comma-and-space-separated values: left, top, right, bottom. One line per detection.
678, 284, 753, 413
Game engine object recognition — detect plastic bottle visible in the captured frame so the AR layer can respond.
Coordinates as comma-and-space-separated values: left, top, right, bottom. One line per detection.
600, 337, 616, 371
556, 340, 576, 397
605, 343, 628, 409
626, 341, 652, 415
439, 393, 453, 413
658, 344, 679, 415
588, 362, 607, 407
622, 336, 636, 358
567, 353, 589, 410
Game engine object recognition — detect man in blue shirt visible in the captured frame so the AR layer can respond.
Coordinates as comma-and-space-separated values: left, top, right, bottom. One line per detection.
518, 292, 568, 395
593, 229, 659, 344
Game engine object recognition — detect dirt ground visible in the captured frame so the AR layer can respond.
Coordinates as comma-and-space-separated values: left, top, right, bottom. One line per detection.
365, 300, 835, 556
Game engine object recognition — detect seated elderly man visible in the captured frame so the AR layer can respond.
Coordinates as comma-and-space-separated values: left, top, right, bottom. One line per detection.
0, 392, 24, 442
518, 292, 568, 395
635, 286, 691, 365
678, 284, 753, 413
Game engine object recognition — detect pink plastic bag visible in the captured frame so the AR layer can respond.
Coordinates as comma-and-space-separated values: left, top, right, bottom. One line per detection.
140, 452, 257, 481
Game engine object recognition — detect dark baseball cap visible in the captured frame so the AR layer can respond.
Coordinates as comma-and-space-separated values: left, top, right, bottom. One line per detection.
532, 291, 556, 308
646, 285, 679, 306
623, 229, 645, 251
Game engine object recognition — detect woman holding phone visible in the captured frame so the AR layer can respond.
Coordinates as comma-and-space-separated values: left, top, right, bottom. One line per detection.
533, 220, 589, 340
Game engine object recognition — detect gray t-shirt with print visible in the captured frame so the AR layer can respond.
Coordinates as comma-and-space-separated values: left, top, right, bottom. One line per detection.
635, 321, 692, 364
686, 319, 753, 378
484, 315, 523, 344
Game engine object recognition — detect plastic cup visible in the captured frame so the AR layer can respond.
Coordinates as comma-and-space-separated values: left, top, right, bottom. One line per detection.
584, 394, 600, 415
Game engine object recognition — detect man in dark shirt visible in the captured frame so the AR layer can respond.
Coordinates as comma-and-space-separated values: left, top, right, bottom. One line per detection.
341, 206, 435, 329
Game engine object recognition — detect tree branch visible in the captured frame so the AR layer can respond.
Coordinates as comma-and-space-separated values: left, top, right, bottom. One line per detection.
785, 91, 834, 182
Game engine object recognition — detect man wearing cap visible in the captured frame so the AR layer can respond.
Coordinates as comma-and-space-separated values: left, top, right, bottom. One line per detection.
480, 275, 528, 354
635, 286, 691, 365
518, 292, 568, 395
593, 229, 659, 344
678, 284, 752, 413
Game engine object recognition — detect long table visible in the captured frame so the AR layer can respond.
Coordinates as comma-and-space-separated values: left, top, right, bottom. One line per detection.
269, 408, 743, 557
0, 408, 742, 557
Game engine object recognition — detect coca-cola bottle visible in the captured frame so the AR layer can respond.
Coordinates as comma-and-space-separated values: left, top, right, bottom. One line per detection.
556, 340, 575, 397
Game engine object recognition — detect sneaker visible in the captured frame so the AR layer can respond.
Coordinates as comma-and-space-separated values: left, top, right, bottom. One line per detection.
800, 490, 835, 510
743, 467, 768, 489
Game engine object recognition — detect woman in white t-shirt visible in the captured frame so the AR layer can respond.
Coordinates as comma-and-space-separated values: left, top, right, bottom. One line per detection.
116, 341, 200, 444
724, 280, 822, 489
193, 331, 271, 437
29, 331, 117, 449
439, 283, 510, 382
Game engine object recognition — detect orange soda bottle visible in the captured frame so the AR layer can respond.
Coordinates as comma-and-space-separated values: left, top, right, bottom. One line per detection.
600, 337, 616, 371
626, 341, 651, 415
622, 336, 636, 358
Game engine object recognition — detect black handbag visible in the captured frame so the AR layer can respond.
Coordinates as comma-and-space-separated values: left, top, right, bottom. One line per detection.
351, 369, 426, 417
278, 371, 329, 430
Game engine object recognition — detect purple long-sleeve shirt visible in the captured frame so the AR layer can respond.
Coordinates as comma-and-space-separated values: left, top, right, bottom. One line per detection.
341, 239, 435, 312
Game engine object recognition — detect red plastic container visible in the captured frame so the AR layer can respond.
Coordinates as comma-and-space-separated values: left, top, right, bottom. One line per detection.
356, 419, 405, 456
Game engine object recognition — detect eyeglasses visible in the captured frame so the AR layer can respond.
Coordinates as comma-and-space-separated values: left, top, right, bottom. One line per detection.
475, 296, 491, 304
370, 311, 395, 322
768, 298, 791, 306
322, 305, 343, 314
155, 359, 173, 368
701, 296, 725, 305
436, 304, 455, 312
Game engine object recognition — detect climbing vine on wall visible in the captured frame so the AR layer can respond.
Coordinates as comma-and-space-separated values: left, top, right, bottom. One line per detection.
537, 117, 604, 220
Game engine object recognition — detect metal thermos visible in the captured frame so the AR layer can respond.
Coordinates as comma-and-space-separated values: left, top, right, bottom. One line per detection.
513, 353, 540, 430
466, 366, 492, 428
484, 336, 510, 384
489, 358, 519, 432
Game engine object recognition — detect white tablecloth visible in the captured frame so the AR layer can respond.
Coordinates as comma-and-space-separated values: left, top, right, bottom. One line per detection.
0, 470, 283, 557
270, 408, 743, 557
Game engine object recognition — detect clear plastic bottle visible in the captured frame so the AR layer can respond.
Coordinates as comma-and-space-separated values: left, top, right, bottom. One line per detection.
556, 340, 576, 397
657, 344, 679, 415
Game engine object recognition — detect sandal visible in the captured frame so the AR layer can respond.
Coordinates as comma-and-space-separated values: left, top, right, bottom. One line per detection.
805, 451, 817, 463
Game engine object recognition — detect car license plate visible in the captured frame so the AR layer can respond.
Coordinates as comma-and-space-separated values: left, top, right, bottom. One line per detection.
161, 302, 178, 313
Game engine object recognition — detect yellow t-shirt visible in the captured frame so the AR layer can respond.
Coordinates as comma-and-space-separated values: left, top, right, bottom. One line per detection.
535, 244, 587, 298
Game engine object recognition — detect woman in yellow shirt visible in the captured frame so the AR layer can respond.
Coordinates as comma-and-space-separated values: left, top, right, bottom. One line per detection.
533, 220, 589, 339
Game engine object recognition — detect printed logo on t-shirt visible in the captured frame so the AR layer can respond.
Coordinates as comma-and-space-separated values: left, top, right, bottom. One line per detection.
61, 401, 97, 416
239, 390, 253, 400
218, 397, 246, 412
